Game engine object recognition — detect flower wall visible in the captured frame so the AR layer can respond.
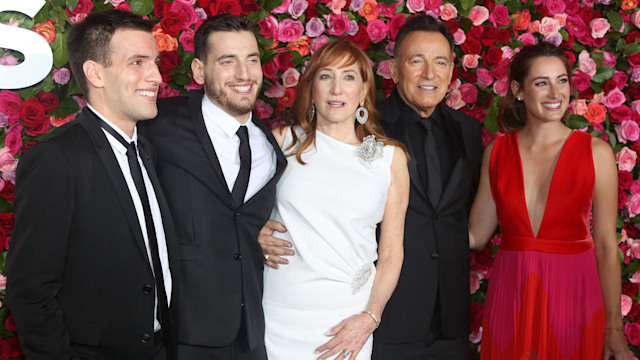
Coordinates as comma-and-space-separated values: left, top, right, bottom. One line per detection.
0, 0, 639, 358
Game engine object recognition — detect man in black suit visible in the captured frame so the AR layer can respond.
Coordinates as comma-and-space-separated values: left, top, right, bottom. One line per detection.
7, 10, 177, 360
140, 14, 286, 360
371, 15, 483, 360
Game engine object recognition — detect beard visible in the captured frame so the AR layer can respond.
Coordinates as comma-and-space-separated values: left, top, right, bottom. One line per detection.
204, 80, 261, 116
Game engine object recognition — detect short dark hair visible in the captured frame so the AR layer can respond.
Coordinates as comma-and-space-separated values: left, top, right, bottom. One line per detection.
498, 42, 572, 133
67, 10, 154, 96
194, 14, 257, 63
393, 14, 455, 58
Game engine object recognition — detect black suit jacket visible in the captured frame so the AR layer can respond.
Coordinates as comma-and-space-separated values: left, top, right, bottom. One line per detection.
6, 108, 179, 359
141, 90, 286, 349
374, 91, 483, 343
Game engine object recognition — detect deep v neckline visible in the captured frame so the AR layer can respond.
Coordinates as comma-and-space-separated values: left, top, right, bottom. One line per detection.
515, 129, 576, 238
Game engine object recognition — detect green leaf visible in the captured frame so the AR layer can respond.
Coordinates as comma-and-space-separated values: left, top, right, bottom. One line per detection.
616, 38, 627, 53
484, 97, 501, 135
0, 200, 12, 214
564, 114, 589, 129
592, 66, 615, 83
607, 11, 623, 32
66, 77, 82, 96
50, 97, 80, 117
247, 8, 270, 23
129, 0, 154, 16
174, 73, 192, 87
33, 3, 50, 23
51, 0, 66, 7
260, 47, 277, 63
290, 51, 304, 67
66, 0, 79, 12
460, 0, 476, 11
52, 33, 69, 68
379, 0, 398, 4
625, 44, 640, 56
263, 0, 284, 11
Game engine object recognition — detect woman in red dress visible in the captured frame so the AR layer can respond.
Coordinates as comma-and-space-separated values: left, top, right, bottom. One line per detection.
469, 42, 629, 360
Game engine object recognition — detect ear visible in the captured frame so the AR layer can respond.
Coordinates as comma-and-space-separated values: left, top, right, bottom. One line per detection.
511, 80, 522, 99
191, 58, 206, 85
360, 84, 367, 107
83, 60, 105, 89
389, 59, 398, 84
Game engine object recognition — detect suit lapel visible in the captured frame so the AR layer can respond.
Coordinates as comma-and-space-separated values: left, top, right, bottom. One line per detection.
437, 106, 467, 208
78, 109, 152, 266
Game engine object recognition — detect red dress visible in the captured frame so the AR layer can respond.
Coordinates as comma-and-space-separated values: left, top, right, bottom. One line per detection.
480, 130, 605, 360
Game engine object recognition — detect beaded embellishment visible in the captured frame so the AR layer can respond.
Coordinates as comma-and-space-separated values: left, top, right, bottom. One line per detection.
352, 263, 374, 294
355, 135, 384, 167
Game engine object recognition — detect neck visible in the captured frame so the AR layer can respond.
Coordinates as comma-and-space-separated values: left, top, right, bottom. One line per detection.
518, 121, 571, 145
316, 121, 359, 144
88, 101, 136, 138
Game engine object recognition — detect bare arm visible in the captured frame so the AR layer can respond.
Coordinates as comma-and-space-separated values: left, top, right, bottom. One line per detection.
316, 147, 410, 360
468, 140, 499, 251
591, 139, 630, 360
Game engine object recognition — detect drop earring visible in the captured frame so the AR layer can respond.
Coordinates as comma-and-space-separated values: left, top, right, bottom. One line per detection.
309, 103, 316, 121
355, 106, 368, 125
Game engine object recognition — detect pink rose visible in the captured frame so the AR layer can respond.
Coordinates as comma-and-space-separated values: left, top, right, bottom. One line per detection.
0, 54, 18, 66
571, 99, 588, 115
366, 20, 387, 44
461, 54, 480, 70
277, 19, 304, 43
179, 29, 195, 52
158, 83, 180, 98
170, 0, 197, 28
377, 2, 399, 18
543, 32, 563, 47
406, 0, 425, 13
459, 83, 478, 104
476, 68, 494, 88
258, 15, 278, 39
554, 13, 567, 27
0, 90, 22, 126
544, 0, 566, 16
631, 68, 640, 83
253, 99, 274, 120
604, 88, 627, 109
590, 18, 611, 39
631, 180, 640, 196
348, 20, 359, 36
539, 17, 561, 36
272, 0, 292, 14
265, 83, 286, 99
578, 51, 597, 77
52, 67, 71, 85
445, 90, 465, 110
452, 28, 466, 45
349, 0, 365, 11
493, 78, 509, 97
528, 20, 541, 34
3, 125, 22, 157
377, 60, 392, 79
572, 70, 592, 91
328, 0, 347, 14
468, 6, 489, 26
440, 3, 457, 20
632, 10, 640, 28
613, 71, 627, 89
617, 147, 638, 172
630, 270, 640, 283
327, 12, 350, 36
489, 4, 511, 27
628, 195, 640, 218
622, 294, 633, 317
281, 67, 300, 88
469, 328, 482, 344
517, 32, 537, 45
469, 271, 481, 294
310, 35, 329, 54
617, 120, 640, 143
305, 18, 325, 38
633, 101, 640, 116
425, 0, 442, 11
288, 0, 308, 19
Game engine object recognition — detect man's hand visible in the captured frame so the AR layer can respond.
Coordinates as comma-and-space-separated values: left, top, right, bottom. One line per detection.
258, 220, 295, 269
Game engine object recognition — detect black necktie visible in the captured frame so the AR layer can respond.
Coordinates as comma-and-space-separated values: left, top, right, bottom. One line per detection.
98, 120, 169, 331
421, 118, 442, 207
232, 126, 251, 207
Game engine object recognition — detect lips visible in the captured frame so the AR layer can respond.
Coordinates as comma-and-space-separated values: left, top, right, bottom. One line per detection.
542, 101, 562, 109
136, 89, 157, 98
418, 85, 437, 90
327, 101, 345, 107
230, 84, 252, 94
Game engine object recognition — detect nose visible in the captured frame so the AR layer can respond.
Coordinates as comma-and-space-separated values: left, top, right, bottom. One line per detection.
236, 61, 249, 80
548, 83, 559, 99
421, 63, 434, 80
330, 78, 342, 95
148, 62, 162, 85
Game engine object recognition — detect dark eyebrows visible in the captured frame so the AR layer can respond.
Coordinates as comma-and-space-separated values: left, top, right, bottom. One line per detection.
216, 52, 260, 62
531, 74, 569, 82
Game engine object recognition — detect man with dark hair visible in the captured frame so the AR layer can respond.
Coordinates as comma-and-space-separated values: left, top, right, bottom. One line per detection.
372, 14, 482, 359
7, 9, 177, 360
140, 13, 286, 360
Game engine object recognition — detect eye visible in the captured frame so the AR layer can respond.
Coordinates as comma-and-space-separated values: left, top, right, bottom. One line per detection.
411, 59, 423, 64
221, 59, 234, 65
248, 58, 260, 64
131, 60, 140, 65
535, 81, 547, 86
344, 74, 355, 80
437, 60, 448, 66
319, 74, 331, 80
558, 77, 568, 84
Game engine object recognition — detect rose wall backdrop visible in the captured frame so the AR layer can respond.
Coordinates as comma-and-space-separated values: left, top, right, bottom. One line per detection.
0, 0, 639, 358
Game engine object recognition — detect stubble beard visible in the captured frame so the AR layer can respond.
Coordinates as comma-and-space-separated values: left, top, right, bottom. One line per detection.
205, 81, 260, 116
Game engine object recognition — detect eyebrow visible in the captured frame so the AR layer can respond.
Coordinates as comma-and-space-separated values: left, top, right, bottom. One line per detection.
409, 54, 451, 61
216, 52, 260, 61
126, 54, 152, 61
318, 68, 357, 73
531, 74, 568, 81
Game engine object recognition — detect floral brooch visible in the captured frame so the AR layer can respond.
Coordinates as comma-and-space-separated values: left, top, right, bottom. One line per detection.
355, 135, 384, 167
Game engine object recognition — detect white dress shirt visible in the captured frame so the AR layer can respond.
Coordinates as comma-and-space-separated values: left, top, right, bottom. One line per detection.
201, 95, 276, 202
88, 104, 172, 332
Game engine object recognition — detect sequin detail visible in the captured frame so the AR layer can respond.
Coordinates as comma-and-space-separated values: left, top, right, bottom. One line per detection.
352, 263, 373, 294
355, 135, 384, 167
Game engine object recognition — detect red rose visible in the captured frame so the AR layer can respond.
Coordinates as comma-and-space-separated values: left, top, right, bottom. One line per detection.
620, 170, 633, 191
350, 23, 371, 51
484, 0, 495, 9
212, 0, 242, 16
628, 53, 640, 68
579, 88, 594, 100
22, 140, 38, 154
611, 105, 633, 124
451, 66, 459, 82
159, 50, 182, 82
470, 302, 484, 331
625, 322, 640, 346
482, 46, 503, 67
481, 26, 499, 47
66, 0, 93, 18
387, 14, 406, 41
563, 50, 576, 66
160, 12, 186, 37
625, 222, 640, 238
240, 0, 259, 15
497, 28, 511, 44
444, 19, 461, 35
475, 245, 494, 267
0, 213, 14, 235
460, 70, 477, 83
0, 182, 15, 202
6, 336, 22, 358
626, 31, 640, 45
461, 37, 482, 55
304, 0, 318, 19
262, 60, 278, 82
577, 6, 594, 24
628, 301, 640, 322
623, 282, 639, 298
467, 25, 483, 40
153, 0, 172, 18
627, 85, 640, 103
619, 191, 629, 210
603, 78, 618, 94
467, 107, 486, 122
25, 115, 50, 136
274, 51, 293, 71
381, 78, 396, 98
19, 98, 46, 128
0, 338, 11, 360
37, 91, 59, 113
277, 88, 296, 108
489, 59, 509, 80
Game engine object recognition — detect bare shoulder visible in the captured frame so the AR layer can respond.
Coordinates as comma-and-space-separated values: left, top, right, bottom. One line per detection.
590, 136, 615, 166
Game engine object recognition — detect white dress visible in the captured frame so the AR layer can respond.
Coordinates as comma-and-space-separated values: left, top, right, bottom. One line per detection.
263, 126, 395, 360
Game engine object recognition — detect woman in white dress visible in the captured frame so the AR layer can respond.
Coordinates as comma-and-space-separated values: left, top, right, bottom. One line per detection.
260, 39, 410, 360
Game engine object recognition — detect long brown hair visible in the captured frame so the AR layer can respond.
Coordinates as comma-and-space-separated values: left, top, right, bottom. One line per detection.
283, 39, 407, 164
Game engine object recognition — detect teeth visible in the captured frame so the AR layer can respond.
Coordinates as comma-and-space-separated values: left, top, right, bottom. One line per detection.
544, 102, 561, 109
231, 85, 251, 92
328, 102, 344, 107
419, 86, 436, 90
137, 90, 156, 97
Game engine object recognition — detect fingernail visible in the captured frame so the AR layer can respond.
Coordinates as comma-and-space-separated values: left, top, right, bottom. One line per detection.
325, 331, 331, 336
314, 350, 320, 354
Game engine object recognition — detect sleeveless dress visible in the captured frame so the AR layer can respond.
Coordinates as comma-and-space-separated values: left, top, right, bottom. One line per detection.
263, 127, 395, 360
481, 130, 605, 360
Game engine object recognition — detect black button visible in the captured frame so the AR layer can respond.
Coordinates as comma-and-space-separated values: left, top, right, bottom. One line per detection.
141, 333, 152, 343
142, 285, 152, 294
234, 253, 242, 260
431, 253, 439, 260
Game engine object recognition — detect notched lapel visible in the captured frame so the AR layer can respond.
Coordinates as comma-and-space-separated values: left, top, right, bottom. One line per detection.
437, 108, 467, 208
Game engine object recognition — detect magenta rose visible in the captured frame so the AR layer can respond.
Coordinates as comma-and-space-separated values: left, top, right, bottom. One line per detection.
387, 13, 405, 41
277, 19, 304, 43
274, 51, 293, 71
377, 2, 399, 18
604, 88, 627, 109
611, 105, 633, 123
543, 0, 566, 16
476, 68, 494, 88
617, 147, 638, 172
0, 90, 22, 125
424, 0, 442, 11
459, 83, 478, 104
305, 17, 325, 38
271, 0, 291, 13
489, 59, 509, 80
258, 15, 278, 39
624, 322, 640, 346
179, 29, 195, 52
617, 120, 640, 143
493, 78, 509, 97
171, 0, 197, 28
66, 0, 94, 20
366, 20, 387, 44
4, 125, 22, 156
253, 99, 274, 120
376, 60, 392, 79
327, 12, 350, 36
628, 53, 640, 68
572, 70, 592, 92
566, 15, 588, 38
310, 35, 329, 54
489, 4, 510, 26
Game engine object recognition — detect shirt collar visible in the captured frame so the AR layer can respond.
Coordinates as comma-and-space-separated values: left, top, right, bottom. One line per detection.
201, 94, 255, 138
87, 103, 137, 153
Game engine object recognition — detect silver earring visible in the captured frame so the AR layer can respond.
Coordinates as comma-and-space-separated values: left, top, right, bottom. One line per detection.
356, 106, 368, 125
309, 103, 316, 121
517, 96, 523, 101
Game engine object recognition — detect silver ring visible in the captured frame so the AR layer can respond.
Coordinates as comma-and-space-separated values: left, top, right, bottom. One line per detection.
263, 254, 270, 262
342, 350, 351, 358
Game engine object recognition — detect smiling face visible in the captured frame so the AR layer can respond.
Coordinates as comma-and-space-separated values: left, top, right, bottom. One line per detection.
95, 29, 161, 129
390, 31, 453, 118
513, 56, 571, 125
312, 61, 367, 127
191, 30, 262, 124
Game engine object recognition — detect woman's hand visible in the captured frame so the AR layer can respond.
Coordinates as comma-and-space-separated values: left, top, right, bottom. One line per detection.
603, 328, 631, 360
315, 313, 377, 360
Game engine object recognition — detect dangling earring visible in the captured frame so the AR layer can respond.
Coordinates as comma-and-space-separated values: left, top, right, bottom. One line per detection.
309, 103, 316, 121
356, 106, 368, 125
516, 96, 523, 101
